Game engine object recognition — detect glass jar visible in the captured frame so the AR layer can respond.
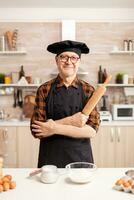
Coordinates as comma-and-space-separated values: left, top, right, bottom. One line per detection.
128, 76, 134, 84
40, 165, 59, 184
4, 74, 11, 84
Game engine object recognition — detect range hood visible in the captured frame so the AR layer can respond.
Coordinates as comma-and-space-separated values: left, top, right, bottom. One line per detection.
60, 20, 88, 76
62, 20, 75, 41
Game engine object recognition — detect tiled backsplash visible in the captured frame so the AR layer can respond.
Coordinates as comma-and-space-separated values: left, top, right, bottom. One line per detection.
0, 22, 134, 117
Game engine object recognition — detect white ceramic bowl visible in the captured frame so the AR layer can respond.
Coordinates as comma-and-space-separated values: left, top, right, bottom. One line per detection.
65, 162, 97, 184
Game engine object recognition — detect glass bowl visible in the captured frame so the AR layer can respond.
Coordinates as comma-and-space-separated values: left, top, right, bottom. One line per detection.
65, 162, 97, 184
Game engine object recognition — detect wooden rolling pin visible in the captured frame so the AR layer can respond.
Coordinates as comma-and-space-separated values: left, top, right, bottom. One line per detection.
82, 75, 112, 116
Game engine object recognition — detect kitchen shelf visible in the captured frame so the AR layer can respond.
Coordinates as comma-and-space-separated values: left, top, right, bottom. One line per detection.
0, 83, 40, 88
0, 50, 26, 55
51, 71, 88, 75
98, 83, 134, 87
110, 50, 134, 55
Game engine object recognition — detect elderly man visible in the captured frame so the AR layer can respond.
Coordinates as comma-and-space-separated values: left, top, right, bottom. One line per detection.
31, 40, 100, 168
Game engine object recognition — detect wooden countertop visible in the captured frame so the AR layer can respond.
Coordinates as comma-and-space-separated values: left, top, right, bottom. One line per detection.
0, 168, 134, 200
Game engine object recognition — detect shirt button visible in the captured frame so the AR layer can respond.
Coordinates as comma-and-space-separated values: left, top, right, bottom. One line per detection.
77, 92, 79, 95
75, 106, 78, 110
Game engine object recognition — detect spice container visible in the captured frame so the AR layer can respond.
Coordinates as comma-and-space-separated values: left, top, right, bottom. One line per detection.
128, 40, 133, 51
123, 74, 128, 84
128, 76, 134, 84
40, 165, 59, 184
123, 40, 129, 51
4, 74, 12, 84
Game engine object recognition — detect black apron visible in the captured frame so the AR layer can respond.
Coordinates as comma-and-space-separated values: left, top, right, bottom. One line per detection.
38, 79, 93, 168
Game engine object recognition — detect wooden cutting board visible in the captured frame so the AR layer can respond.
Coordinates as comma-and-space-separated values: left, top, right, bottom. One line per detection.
23, 95, 35, 118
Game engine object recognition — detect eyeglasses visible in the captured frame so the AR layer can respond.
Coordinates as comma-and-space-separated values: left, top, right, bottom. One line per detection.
59, 55, 80, 64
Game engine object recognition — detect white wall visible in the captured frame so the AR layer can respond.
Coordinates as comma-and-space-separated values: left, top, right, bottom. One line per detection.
0, 8, 134, 22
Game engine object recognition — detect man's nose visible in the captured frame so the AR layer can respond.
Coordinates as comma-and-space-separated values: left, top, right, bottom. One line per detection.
66, 57, 72, 64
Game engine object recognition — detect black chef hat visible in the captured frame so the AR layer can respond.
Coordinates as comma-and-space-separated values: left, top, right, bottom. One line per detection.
47, 40, 89, 57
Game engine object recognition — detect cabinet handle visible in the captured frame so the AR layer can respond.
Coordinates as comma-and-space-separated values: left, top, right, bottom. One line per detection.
3, 128, 8, 143
117, 127, 121, 142
110, 127, 114, 142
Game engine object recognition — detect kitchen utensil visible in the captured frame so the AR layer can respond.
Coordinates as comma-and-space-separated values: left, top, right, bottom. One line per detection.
65, 162, 97, 184
17, 89, 23, 108
23, 95, 35, 118
5, 31, 13, 50
29, 169, 42, 177
82, 75, 112, 116
13, 89, 17, 107
100, 95, 108, 111
0, 109, 5, 120
28, 165, 59, 184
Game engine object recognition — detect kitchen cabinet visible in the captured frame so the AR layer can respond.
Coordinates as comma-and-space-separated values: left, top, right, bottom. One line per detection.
0, 126, 17, 167
91, 126, 134, 167
0, 126, 39, 168
17, 126, 39, 168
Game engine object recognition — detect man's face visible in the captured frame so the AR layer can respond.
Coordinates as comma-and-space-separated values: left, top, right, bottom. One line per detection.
55, 51, 80, 78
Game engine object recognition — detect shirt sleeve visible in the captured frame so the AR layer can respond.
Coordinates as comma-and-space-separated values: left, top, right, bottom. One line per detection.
86, 106, 100, 132
30, 85, 47, 137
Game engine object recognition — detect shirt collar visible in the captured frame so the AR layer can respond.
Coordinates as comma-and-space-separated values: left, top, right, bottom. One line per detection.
56, 74, 79, 88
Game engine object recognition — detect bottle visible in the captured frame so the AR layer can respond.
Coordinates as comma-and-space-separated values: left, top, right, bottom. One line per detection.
123, 40, 129, 51
128, 40, 133, 51
103, 68, 108, 82
98, 65, 103, 83
19, 65, 25, 80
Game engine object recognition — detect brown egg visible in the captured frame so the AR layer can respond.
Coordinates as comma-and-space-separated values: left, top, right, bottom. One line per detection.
4, 175, 12, 181
3, 182, 10, 191
123, 181, 130, 188
0, 185, 4, 192
115, 179, 124, 185
131, 184, 134, 189
127, 179, 133, 185
0, 178, 3, 185
2, 177, 10, 183
10, 181, 16, 189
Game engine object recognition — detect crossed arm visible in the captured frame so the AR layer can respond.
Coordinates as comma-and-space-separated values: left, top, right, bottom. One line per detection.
31, 112, 96, 139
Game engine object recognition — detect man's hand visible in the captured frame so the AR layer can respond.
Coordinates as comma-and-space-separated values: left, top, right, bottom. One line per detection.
31, 119, 56, 139
71, 112, 89, 127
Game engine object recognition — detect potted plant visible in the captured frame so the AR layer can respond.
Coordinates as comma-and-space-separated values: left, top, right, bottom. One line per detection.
115, 73, 124, 84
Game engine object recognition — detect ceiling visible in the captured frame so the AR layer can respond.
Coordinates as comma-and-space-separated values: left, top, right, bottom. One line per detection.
0, 0, 134, 8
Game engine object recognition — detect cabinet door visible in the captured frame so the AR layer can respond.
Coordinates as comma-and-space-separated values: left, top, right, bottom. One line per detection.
17, 126, 39, 168
92, 126, 134, 168
124, 126, 134, 167
0, 126, 17, 167
114, 127, 126, 167
91, 126, 116, 167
